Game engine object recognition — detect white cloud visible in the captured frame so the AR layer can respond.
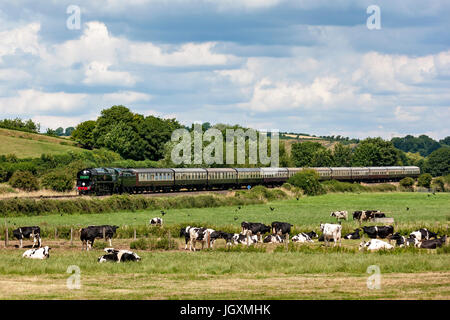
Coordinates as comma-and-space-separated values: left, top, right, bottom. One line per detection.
0, 89, 87, 115
83, 61, 136, 86
0, 23, 42, 62
103, 91, 152, 104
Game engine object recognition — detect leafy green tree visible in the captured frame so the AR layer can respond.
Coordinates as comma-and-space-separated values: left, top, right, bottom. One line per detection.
440, 136, 450, 146
72, 120, 97, 149
352, 138, 403, 166
46, 128, 58, 137
288, 169, 325, 196
391, 135, 441, 156
417, 173, 433, 188
102, 122, 148, 160
311, 148, 334, 167
424, 147, 450, 176
332, 143, 353, 166
55, 127, 64, 136
65, 127, 75, 136
291, 141, 325, 167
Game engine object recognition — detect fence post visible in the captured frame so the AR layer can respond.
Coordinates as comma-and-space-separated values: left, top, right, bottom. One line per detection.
207, 231, 210, 249
285, 234, 289, 249
4, 219, 8, 248
168, 230, 171, 249
70, 228, 73, 246
134, 228, 137, 240
55, 228, 58, 240
103, 227, 106, 240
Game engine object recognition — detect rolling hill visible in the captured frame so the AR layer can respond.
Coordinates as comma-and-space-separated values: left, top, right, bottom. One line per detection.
0, 128, 87, 158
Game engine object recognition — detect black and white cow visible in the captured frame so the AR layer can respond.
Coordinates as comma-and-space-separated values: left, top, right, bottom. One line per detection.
409, 228, 438, 241
389, 233, 419, 247
263, 234, 285, 243
210, 231, 235, 247
271, 221, 293, 235
343, 228, 361, 240
232, 233, 259, 246
241, 222, 271, 235
359, 239, 394, 251
291, 232, 314, 243
330, 211, 348, 221
80, 225, 119, 251
98, 248, 141, 263
416, 236, 447, 249
13, 226, 41, 248
304, 231, 318, 239
179, 226, 215, 251
362, 225, 394, 239
150, 217, 163, 226
22, 246, 50, 259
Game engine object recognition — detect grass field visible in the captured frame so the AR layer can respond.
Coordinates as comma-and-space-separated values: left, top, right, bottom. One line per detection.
0, 192, 449, 300
0, 128, 84, 158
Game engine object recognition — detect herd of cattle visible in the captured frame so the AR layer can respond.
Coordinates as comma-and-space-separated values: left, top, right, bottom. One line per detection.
9, 208, 448, 261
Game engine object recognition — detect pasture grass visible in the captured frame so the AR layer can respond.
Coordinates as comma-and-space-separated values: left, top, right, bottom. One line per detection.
0, 128, 84, 158
1, 192, 449, 300
0, 246, 448, 299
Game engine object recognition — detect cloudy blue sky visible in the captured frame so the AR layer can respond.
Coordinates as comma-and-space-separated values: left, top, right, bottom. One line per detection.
0, 0, 449, 139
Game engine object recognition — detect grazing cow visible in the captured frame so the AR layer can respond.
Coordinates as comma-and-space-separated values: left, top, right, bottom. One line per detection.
359, 239, 394, 251
389, 233, 418, 247
180, 226, 214, 251
320, 223, 342, 247
362, 226, 394, 239
98, 248, 141, 263
344, 228, 361, 240
291, 233, 314, 243
417, 236, 447, 249
22, 246, 51, 259
150, 217, 163, 226
13, 226, 41, 248
271, 221, 293, 235
330, 211, 348, 221
353, 210, 383, 222
80, 225, 119, 251
232, 233, 259, 246
263, 234, 285, 243
241, 222, 271, 235
409, 228, 438, 241
210, 231, 235, 247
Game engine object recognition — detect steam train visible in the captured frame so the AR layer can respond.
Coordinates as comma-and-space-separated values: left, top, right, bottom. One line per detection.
76, 166, 420, 195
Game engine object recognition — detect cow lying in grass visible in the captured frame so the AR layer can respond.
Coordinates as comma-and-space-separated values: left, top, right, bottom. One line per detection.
410, 228, 438, 241
98, 248, 141, 263
389, 233, 419, 247
291, 232, 315, 243
416, 235, 447, 249
263, 234, 285, 243
23, 246, 51, 259
359, 239, 394, 251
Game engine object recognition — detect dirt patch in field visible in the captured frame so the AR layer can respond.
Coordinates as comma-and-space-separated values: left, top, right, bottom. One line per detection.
1, 272, 449, 300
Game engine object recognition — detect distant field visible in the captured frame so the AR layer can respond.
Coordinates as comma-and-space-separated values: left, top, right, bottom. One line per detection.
5, 192, 449, 232
0, 128, 84, 158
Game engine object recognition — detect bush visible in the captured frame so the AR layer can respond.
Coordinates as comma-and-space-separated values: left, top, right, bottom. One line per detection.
41, 171, 74, 192
281, 183, 292, 190
400, 177, 415, 191
432, 177, 446, 192
417, 173, 433, 188
130, 237, 177, 250
288, 169, 325, 196
8, 171, 40, 191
